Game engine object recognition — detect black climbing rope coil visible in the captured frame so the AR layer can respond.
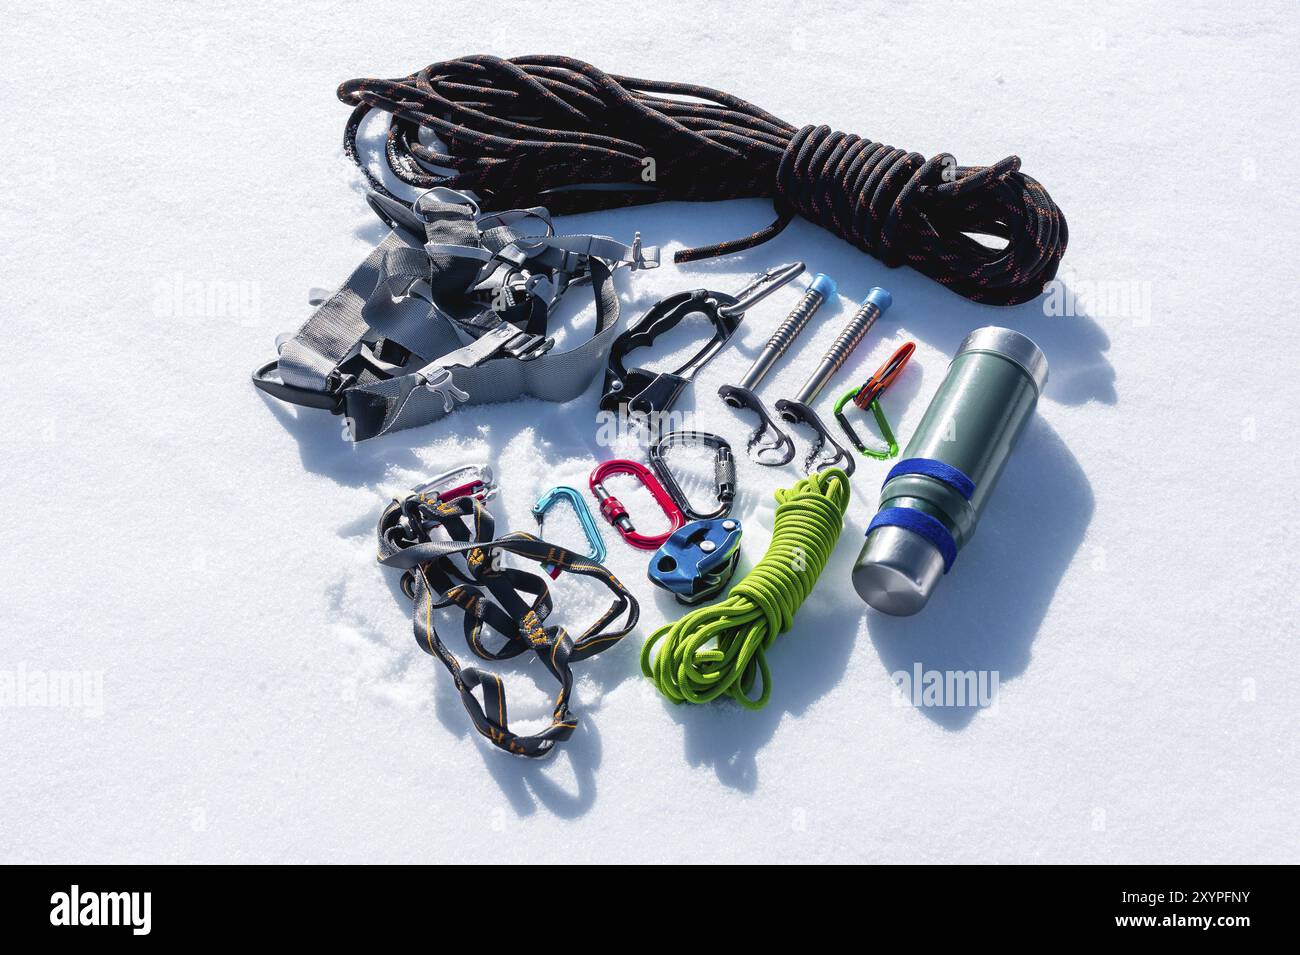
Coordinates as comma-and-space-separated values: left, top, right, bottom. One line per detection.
339, 54, 1067, 306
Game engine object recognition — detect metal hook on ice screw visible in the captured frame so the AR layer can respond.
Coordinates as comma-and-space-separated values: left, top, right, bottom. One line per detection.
718, 273, 836, 465
774, 287, 893, 477
716, 384, 795, 465
772, 399, 857, 475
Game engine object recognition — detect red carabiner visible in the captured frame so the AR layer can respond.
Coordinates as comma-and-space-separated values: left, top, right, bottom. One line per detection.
413, 465, 497, 504
589, 459, 686, 550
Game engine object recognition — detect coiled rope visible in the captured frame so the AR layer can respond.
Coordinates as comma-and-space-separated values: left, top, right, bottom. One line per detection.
339, 54, 1067, 305
640, 470, 851, 709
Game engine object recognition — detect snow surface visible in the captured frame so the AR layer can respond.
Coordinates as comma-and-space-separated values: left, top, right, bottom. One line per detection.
2, 1, 1296, 864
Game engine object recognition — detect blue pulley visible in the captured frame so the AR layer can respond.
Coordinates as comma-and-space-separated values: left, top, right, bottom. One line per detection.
647, 518, 743, 605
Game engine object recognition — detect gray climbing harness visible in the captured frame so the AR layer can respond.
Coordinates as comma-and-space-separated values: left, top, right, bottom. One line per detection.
253, 188, 658, 440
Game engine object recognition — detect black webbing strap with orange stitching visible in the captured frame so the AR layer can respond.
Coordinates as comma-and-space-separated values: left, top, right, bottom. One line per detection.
377, 490, 638, 758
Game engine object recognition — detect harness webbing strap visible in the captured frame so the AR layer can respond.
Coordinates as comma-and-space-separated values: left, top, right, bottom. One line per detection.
377, 491, 639, 758
277, 232, 411, 391
258, 189, 658, 441
345, 257, 622, 439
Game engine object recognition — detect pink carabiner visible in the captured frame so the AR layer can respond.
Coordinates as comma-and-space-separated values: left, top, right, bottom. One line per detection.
589, 459, 685, 550
413, 465, 496, 504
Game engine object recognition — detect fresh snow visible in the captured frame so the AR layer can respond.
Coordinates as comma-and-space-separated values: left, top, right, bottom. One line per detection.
1, 1, 1296, 864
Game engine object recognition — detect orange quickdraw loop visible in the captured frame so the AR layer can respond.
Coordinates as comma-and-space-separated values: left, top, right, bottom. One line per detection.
853, 342, 915, 410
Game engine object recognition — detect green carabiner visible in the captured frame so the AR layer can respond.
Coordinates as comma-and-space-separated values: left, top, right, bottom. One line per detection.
833, 341, 914, 459
833, 392, 899, 459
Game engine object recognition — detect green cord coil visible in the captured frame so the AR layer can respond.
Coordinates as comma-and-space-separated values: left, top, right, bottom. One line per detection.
640, 469, 851, 709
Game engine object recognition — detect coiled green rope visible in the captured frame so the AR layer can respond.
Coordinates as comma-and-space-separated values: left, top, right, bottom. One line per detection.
640, 469, 851, 709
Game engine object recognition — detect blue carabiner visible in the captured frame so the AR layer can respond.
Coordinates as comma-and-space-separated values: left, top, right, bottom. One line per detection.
532, 485, 608, 578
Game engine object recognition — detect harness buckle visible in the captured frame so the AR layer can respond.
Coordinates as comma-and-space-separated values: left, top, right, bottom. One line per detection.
337, 338, 414, 388
504, 331, 556, 361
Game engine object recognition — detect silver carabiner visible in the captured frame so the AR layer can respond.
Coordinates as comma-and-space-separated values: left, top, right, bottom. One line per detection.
413, 464, 496, 502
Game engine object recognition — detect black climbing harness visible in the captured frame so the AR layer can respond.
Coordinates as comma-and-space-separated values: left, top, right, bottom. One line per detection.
377, 485, 639, 758
647, 430, 736, 521
254, 187, 658, 441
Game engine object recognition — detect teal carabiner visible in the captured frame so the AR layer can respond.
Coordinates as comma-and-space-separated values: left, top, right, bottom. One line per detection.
532, 485, 608, 579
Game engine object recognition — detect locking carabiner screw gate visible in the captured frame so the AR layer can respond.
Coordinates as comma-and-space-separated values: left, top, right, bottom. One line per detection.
647, 431, 736, 521
589, 460, 686, 550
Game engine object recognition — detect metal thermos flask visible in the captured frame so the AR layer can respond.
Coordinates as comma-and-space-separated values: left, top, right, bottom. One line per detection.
852, 326, 1048, 615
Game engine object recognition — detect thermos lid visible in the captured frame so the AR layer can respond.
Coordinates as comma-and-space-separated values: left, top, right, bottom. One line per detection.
955, 326, 1049, 395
